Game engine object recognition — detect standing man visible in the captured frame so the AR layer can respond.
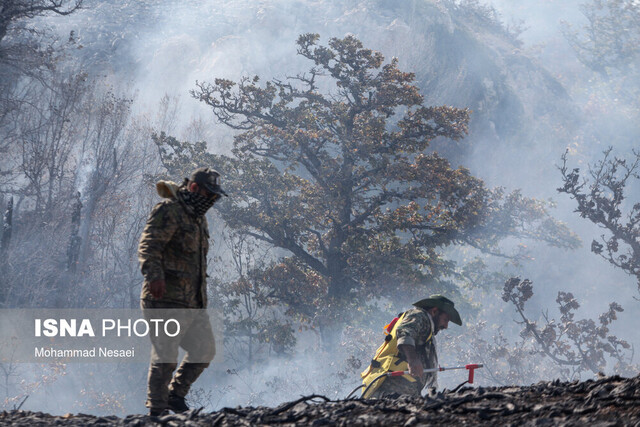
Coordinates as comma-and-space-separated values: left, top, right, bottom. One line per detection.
138, 167, 227, 416
361, 295, 462, 398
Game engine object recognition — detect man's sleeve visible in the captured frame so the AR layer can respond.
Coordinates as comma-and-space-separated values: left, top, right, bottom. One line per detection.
138, 202, 179, 283
396, 309, 431, 347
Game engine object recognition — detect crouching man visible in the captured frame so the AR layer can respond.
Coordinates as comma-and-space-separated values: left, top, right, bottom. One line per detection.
361, 295, 462, 398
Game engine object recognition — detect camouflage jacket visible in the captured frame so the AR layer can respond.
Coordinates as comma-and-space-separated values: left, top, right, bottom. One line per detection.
395, 307, 439, 389
138, 181, 210, 308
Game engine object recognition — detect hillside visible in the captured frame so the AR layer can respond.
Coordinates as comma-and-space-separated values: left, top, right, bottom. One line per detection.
1, 374, 638, 426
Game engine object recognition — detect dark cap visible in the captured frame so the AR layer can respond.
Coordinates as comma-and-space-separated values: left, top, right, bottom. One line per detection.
412, 294, 462, 326
190, 167, 228, 197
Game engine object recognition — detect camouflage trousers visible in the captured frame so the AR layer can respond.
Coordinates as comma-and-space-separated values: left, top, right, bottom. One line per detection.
141, 300, 216, 411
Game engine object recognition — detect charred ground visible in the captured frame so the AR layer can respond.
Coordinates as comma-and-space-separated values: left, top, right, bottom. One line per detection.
1, 374, 639, 426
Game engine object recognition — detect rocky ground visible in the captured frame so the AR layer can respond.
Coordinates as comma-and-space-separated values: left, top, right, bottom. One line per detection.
1, 374, 639, 426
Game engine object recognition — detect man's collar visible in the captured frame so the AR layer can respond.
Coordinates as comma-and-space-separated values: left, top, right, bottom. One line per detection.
425, 309, 435, 335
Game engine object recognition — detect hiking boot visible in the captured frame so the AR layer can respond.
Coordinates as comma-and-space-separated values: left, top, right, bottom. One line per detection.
168, 392, 189, 413
148, 408, 169, 417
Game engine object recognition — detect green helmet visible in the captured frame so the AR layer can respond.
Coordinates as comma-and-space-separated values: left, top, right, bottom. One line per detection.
412, 295, 462, 326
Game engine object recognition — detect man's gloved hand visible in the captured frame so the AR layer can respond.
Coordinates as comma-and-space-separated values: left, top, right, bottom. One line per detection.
149, 279, 166, 299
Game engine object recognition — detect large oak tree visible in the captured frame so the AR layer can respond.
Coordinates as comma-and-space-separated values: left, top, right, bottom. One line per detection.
168, 34, 579, 325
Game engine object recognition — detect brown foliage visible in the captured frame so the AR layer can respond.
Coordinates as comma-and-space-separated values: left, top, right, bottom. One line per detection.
185, 34, 578, 326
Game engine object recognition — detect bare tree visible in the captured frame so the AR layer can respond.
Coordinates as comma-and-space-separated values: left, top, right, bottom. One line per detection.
55, 89, 138, 307
0, 70, 89, 307
1, 77, 146, 308
211, 229, 296, 367
0, 198, 13, 305
559, 148, 640, 292
0, 0, 83, 175
0, 0, 83, 38
562, 0, 640, 78
0, 1, 83, 86
15, 72, 87, 220
502, 277, 635, 377
0, 198, 13, 254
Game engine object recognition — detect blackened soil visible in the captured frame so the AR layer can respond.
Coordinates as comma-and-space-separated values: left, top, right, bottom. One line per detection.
1, 375, 639, 426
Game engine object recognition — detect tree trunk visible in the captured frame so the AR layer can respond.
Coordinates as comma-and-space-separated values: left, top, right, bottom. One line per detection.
0, 197, 13, 305
1, 197, 13, 254
55, 192, 82, 307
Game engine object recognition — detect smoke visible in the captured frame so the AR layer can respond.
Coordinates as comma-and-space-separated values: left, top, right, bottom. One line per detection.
482, 0, 586, 42
3, 0, 638, 415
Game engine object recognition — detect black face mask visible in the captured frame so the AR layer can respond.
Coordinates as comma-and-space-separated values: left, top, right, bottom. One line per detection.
179, 189, 217, 217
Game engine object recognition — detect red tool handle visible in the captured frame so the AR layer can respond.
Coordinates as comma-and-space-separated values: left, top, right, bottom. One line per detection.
465, 364, 482, 384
